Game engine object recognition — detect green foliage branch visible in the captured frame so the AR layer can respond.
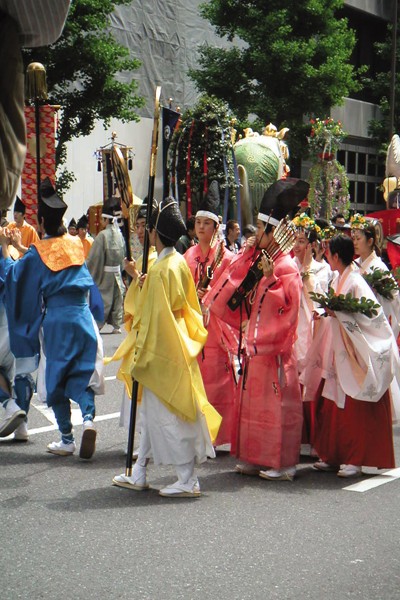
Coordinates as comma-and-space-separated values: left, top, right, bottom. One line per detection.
190, 0, 362, 168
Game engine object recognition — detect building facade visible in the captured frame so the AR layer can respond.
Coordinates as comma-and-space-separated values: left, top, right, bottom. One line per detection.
63, 1, 394, 220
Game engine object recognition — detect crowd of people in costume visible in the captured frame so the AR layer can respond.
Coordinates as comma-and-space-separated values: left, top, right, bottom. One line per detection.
1, 177, 400, 497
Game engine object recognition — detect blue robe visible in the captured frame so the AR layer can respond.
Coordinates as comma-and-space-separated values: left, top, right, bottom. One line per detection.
1, 244, 103, 409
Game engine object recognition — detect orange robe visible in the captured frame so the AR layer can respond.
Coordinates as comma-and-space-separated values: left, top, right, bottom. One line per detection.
7, 221, 39, 258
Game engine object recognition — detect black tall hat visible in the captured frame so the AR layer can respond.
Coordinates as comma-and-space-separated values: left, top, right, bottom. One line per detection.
68, 218, 77, 228
196, 180, 220, 223
39, 177, 67, 220
76, 214, 89, 229
137, 197, 158, 221
102, 197, 121, 218
258, 178, 310, 225
151, 197, 186, 245
14, 196, 26, 214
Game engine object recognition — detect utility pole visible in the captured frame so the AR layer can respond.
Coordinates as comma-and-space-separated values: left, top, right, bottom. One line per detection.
389, 0, 398, 139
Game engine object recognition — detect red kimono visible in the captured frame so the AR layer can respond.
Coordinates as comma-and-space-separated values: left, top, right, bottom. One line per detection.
204, 250, 303, 469
185, 243, 236, 445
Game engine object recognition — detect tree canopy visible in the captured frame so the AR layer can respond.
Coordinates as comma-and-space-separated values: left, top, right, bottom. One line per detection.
364, 15, 400, 157
190, 0, 362, 165
22, 0, 144, 192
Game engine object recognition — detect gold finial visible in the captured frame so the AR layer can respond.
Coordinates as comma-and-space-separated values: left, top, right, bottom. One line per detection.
26, 62, 47, 102
263, 123, 277, 137
230, 118, 237, 144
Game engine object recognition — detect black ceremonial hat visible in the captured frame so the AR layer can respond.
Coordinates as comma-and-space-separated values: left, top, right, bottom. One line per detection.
196, 180, 220, 223
14, 196, 26, 214
68, 218, 77, 228
137, 196, 158, 221
102, 197, 121, 218
259, 178, 310, 225
76, 214, 89, 229
151, 197, 186, 245
39, 178, 67, 220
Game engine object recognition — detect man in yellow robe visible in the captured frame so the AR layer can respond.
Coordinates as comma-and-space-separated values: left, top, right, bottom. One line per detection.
111, 197, 221, 497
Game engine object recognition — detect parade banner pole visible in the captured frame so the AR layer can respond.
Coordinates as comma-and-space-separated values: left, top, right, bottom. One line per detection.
124, 86, 161, 477
26, 63, 48, 212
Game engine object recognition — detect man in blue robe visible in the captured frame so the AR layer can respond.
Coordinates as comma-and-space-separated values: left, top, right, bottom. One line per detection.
0, 178, 104, 458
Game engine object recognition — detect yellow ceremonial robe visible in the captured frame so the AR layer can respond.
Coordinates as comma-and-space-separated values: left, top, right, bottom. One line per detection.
105, 248, 157, 395
107, 248, 221, 443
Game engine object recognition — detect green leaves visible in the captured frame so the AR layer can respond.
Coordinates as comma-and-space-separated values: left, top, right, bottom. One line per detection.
192, 0, 360, 161
309, 286, 381, 318
363, 267, 400, 300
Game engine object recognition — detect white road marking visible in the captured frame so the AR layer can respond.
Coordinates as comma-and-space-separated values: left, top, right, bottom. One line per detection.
343, 468, 400, 492
22, 411, 121, 437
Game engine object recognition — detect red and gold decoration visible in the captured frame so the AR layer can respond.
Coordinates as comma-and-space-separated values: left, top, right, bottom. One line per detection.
22, 104, 57, 225
22, 63, 58, 226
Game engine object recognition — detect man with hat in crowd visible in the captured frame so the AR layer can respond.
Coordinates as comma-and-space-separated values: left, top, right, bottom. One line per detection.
76, 214, 93, 259
0, 177, 104, 458
184, 182, 236, 449
67, 217, 77, 236
204, 178, 309, 482
112, 197, 221, 497
87, 198, 125, 334
6, 196, 39, 257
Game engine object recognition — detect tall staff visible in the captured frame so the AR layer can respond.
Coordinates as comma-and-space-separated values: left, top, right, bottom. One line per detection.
26, 63, 48, 211
124, 86, 161, 477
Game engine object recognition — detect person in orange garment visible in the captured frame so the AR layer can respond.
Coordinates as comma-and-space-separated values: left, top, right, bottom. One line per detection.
6, 196, 39, 257
76, 214, 93, 259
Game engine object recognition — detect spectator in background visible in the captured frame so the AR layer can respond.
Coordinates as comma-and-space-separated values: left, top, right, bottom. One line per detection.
331, 213, 346, 227
241, 224, 256, 246
175, 215, 197, 254
225, 219, 241, 254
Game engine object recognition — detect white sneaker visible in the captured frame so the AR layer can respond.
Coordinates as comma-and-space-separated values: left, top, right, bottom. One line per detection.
159, 478, 201, 498
47, 440, 76, 456
13, 420, 29, 442
259, 467, 296, 481
337, 464, 362, 478
79, 420, 97, 459
0, 399, 26, 437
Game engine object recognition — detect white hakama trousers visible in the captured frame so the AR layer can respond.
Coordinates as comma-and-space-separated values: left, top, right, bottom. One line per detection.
136, 387, 215, 469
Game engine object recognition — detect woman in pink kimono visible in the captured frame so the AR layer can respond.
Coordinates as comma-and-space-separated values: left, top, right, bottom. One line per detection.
185, 189, 236, 447
204, 178, 308, 481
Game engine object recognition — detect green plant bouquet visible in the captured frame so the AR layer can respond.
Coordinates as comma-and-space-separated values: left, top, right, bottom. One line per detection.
363, 267, 399, 300
307, 117, 350, 221
309, 287, 380, 318
307, 117, 346, 156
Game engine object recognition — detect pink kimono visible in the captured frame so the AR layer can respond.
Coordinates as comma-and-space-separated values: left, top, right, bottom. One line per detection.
185, 244, 237, 445
204, 250, 303, 469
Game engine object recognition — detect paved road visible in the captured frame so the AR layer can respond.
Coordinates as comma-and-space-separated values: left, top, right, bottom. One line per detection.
1, 327, 400, 600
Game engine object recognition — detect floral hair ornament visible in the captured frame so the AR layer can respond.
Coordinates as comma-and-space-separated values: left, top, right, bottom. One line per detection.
292, 213, 321, 235
320, 224, 336, 240
350, 213, 368, 230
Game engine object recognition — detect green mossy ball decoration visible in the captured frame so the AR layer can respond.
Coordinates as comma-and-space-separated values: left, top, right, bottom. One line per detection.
168, 95, 239, 217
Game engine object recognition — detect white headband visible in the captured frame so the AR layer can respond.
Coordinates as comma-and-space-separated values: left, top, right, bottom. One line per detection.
258, 213, 280, 227
195, 210, 220, 224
